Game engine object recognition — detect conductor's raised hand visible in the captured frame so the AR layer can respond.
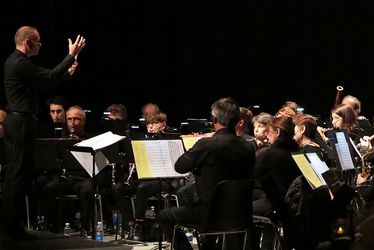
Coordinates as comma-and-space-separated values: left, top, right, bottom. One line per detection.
68, 35, 86, 57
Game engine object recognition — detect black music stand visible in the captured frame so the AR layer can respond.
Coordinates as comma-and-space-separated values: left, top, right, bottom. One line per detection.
69, 132, 126, 238
131, 138, 187, 249
34, 138, 82, 172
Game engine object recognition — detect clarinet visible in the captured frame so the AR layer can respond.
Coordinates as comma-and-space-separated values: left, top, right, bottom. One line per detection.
124, 163, 136, 186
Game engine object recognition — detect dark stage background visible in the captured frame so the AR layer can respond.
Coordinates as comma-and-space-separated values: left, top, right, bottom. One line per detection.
1, 0, 373, 129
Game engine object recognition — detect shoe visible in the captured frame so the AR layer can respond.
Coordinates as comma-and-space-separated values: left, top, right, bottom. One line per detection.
132, 223, 143, 241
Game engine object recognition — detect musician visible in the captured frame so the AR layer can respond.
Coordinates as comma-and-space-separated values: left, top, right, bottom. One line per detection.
158, 97, 256, 250
253, 116, 301, 216
112, 111, 181, 240
177, 106, 256, 208
280, 100, 303, 115
235, 107, 254, 140
97, 103, 131, 234
141, 102, 160, 118
60, 106, 95, 235
342, 95, 373, 136
293, 114, 330, 164
37, 96, 69, 138
252, 112, 272, 150
32, 96, 69, 232
318, 104, 363, 145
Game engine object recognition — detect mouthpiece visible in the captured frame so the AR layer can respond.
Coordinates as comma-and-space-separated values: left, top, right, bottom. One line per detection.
336, 86, 344, 91
69, 128, 75, 137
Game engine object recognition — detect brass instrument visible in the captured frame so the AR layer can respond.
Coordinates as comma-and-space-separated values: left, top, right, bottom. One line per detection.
360, 147, 373, 178
334, 85, 344, 108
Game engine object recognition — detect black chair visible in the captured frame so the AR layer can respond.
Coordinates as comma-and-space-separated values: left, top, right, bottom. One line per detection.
253, 215, 282, 250
172, 179, 253, 250
56, 193, 103, 236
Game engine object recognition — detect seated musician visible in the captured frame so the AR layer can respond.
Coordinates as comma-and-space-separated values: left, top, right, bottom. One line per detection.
252, 112, 272, 153
293, 113, 332, 166
318, 104, 362, 144
112, 111, 182, 241
60, 105, 95, 235
158, 97, 255, 250
32, 96, 69, 232
253, 116, 301, 216
96, 103, 131, 234
342, 95, 374, 136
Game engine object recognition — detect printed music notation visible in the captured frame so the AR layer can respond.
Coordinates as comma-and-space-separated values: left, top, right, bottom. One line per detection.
335, 132, 355, 170
70, 131, 126, 177
292, 153, 325, 189
305, 153, 329, 186
131, 139, 187, 179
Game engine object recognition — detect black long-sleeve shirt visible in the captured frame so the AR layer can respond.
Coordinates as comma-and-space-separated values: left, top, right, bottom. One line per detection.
175, 128, 255, 205
3, 49, 74, 115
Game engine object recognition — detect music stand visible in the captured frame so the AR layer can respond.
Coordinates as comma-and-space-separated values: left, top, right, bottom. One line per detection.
69, 132, 126, 237
34, 138, 82, 172
131, 138, 187, 249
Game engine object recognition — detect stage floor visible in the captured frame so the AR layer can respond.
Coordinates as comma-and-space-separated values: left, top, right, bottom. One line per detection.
0, 229, 173, 250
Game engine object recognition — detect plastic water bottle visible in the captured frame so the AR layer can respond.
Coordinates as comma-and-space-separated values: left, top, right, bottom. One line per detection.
96, 221, 104, 241
151, 206, 156, 218
64, 223, 71, 236
112, 212, 118, 231
186, 230, 193, 246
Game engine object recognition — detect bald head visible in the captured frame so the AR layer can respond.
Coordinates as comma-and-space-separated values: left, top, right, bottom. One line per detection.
15, 26, 39, 45
14, 26, 41, 57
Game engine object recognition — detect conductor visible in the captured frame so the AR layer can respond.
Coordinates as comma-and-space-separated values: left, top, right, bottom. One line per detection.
1, 26, 86, 240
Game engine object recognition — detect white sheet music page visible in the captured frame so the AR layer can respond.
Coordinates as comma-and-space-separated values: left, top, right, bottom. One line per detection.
70, 132, 126, 177
74, 131, 125, 151
335, 132, 355, 170
305, 153, 329, 186
145, 140, 186, 177
132, 139, 187, 179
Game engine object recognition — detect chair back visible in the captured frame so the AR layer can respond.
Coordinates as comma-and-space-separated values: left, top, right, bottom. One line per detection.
204, 179, 253, 232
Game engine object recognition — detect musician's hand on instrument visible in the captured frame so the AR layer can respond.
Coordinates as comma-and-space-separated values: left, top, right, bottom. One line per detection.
356, 173, 369, 186
317, 126, 329, 142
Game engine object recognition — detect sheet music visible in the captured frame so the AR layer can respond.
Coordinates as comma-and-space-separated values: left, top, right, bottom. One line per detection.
292, 153, 325, 189
70, 151, 108, 178
335, 132, 355, 170
131, 139, 187, 179
180, 133, 213, 150
70, 131, 126, 177
305, 153, 329, 186
73, 131, 125, 151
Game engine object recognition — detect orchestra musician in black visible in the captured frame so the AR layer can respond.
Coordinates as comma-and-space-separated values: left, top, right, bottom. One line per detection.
157, 97, 255, 250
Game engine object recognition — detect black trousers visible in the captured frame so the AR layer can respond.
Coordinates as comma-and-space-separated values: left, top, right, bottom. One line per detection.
32, 173, 61, 229
135, 180, 173, 220
112, 182, 137, 222
2, 114, 36, 232
158, 205, 207, 250
61, 176, 94, 230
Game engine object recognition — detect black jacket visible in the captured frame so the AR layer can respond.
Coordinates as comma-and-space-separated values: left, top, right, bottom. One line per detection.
175, 128, 255, 206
